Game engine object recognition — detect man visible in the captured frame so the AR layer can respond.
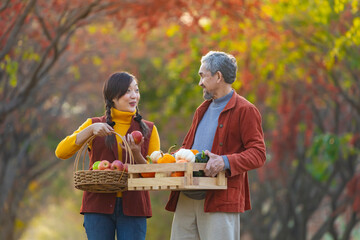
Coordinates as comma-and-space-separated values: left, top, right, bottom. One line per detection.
165, 51, 266, 240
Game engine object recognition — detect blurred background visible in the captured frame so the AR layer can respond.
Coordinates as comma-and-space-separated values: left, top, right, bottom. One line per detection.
1, 0, 360, 239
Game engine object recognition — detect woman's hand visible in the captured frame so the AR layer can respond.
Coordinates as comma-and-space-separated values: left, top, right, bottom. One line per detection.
120, 133, 147, 164
91, 123, 114, 137
75, 122, 114, 145
124, 133, 144, 153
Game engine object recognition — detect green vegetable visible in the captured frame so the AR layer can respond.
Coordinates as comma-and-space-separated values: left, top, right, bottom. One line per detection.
194, 151, 209, 177
195, 150, 209, 163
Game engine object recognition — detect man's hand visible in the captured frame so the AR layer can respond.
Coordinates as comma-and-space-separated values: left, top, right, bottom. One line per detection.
204, 150, 225, 177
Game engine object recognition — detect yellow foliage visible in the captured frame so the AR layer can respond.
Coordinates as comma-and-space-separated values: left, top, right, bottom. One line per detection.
92, 56, 102, 66
87, 25, 97, 34
69, 65, 80, 80
351, 0, 359, 13
28, 181, 39, 192
166, 24, 180, 37
151, 57, 163, 69
15, 219, 25, 231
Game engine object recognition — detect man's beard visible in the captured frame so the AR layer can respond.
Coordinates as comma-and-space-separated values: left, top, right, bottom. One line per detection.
203, 89, 214, 100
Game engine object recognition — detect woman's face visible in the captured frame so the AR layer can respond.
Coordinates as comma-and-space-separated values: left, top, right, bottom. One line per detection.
113, 79, 140, 112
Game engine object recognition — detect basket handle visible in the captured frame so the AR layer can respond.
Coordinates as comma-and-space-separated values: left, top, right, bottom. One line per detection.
73, 132, 135, 172
114, 132, 135, 166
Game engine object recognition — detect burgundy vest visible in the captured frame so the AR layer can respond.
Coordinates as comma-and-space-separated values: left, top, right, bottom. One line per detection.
80, 116, 154, 217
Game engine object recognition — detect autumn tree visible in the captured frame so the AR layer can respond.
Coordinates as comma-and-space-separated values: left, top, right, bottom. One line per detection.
0, 1, 262, 239
0, 1, 116, 238
233, 1, 360, 239
112, 0, 360, 239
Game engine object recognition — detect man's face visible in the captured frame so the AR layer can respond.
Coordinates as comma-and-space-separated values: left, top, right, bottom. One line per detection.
198, 64, 218, 100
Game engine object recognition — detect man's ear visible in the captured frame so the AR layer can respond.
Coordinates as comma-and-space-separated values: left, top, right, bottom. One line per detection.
216, 71, 223, 83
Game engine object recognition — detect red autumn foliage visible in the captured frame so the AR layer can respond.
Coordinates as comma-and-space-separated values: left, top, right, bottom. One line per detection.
346, 174, 360, 213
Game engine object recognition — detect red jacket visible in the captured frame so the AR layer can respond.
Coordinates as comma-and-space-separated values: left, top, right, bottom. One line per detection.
80, 116, 153, 217
165, 91, 266, 213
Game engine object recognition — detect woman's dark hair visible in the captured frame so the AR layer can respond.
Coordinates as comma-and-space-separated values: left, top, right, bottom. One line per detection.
103, 72, 149, 148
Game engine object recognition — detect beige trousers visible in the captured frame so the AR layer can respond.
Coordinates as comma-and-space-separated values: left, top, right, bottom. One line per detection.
170, 193, 240, 240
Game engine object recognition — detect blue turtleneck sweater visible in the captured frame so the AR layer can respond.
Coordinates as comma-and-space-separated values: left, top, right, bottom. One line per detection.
183, 90, 233, 200
191, 90, 233, 170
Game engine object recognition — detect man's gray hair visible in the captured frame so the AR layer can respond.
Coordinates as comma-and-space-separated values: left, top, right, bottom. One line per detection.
201, 51, 237, 84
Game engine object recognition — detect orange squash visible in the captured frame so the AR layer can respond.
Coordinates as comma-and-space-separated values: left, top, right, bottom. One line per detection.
170, 159, 187, 177
170, 171, 184, 177
157, 145, 176, 164
140, 156, 155, 178
190, 149, 199, 155
140, 172, 156, 178
157, 154, 175, 163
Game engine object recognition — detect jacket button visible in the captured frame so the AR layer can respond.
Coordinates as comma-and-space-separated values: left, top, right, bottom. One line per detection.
219, 142, 223, 146
219, 124, 223, 128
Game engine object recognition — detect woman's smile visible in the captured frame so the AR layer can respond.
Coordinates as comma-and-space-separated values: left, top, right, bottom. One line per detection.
112, 80, 140, 112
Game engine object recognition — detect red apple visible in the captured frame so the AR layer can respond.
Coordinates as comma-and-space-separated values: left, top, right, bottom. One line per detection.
98, 160, 111, 170
111, 160, 124, 171
131, 130, 143, 144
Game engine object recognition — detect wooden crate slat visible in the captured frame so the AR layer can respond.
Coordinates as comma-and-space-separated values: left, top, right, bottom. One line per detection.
127, 162, 227, 191
128, 163, 187, 173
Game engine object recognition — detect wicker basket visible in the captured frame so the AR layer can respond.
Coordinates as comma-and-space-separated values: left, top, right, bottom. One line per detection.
73, 133, 133, 193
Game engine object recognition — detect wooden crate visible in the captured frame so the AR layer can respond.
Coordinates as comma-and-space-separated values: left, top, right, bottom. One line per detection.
127, 162, 227, 191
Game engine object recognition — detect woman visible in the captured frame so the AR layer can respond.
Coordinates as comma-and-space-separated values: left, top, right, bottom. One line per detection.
55, 72, 160, 240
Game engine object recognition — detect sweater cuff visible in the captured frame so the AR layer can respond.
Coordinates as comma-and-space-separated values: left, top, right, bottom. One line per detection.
222, 155, 230, 170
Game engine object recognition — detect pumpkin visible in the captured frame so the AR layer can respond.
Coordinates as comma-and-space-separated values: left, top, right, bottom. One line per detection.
170, 171, 184, 177
157, 145, 177, 164
157, 153, 176, 163
141, 172, 156, 178
141, 156, 155, 177
175, 149, 195, 163
149, 150, 163, 163
190, 149, 199, 155
170, 159, 187, 177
